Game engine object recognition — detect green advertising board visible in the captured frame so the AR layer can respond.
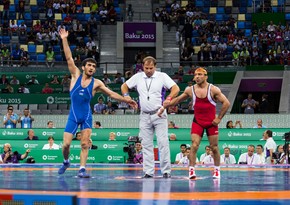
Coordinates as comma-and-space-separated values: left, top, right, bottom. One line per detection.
0, 128, 287, 164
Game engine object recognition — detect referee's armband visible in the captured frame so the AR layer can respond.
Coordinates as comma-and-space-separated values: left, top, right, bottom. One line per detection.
123, 93, 130, 97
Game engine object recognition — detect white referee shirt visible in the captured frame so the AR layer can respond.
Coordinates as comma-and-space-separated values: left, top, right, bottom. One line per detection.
125, 71, 176, 112
220, 154, 236, 164
238, 153, 261, 165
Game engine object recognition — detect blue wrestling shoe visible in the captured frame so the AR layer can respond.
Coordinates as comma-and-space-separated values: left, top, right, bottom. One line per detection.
58, 162, 70, 174
78, 168, 90, 178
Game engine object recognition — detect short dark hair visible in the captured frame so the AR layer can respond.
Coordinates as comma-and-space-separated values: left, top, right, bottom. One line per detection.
180, 144, 187, 148
95, 121, 101, 126
48, 136, 54, 140
82, 58, 97, 67
266, 130, 273, 137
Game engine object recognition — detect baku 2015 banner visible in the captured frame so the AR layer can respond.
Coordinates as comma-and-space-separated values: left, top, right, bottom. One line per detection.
124, 22, 156, 43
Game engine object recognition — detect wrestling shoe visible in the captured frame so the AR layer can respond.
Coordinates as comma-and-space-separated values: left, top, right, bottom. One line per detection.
143, 174, 153, 178
58, 162, 70, 174
189, 167, 196, 179
163, 173, 171, 178
78, 168, 90, 178
212, 169, 220, 179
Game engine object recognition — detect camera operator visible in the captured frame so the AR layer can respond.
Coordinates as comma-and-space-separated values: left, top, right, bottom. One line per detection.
0, 143, 30, 164
274, 145, 287, 164
124, 137, 143, 164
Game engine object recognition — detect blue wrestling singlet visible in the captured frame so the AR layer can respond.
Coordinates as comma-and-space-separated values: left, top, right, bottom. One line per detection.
64, 74, 94, 134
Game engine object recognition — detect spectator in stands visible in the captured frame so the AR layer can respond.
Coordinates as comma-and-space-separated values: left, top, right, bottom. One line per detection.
86, 38, 96, 53
3, 105, 18, 128
256, 144, 265, 164
47, 120, 55, 128
175, 144, 187, 164
59, 0, 69, 14
1, 74, 9, 85
94, 121, 102, 129
99, 7, 108, 24
42, 29, 52, 53
263, 130, 277, 164
259, 94, 269, 113
200, 145, 211, 162
180, 47, 193, 67
266, 47, 277, 65
42, 136, 60, 150
87, 14, 98, 40
46, 4, 55, 22
42, 83, 54, 94
2, 83, 13, 93
1, 45, 11, 66
104, 101, 115, 115
153, 8, 161, 22
33, 20, 42, 36
53, 0, 61, 13
93, 98, 107, 114
88, 138, 98, 150
10, 45, 22, 67
35, 29, 44, 45
126, 3, 134, 22
132, 141, 143, 164
73, 46, 86, 64
90, 0, 99, 14
61, 74, 71, 93
102, 74, 112, 85
24, 129, 39, 140
87, 46, 100, 64
73, 131, 82, 140
46, 47, 55, 68
20, 47, 29, 67
280, 48, 290, 65
108, 6, 117, 25
169, 133, 177, 141
241, 93, 256, 114
18, 108, 34, 129
168, 121, 178, 129
232, 47, 240, 66
50, 75, 60, 84
238, 145, 261, 165
251, 47, 262, 65
114, 73, 125, 84
131, 59, 143, 74
109, 132, 116, 141
253, 119, 267, 128
18, 84, 30, 93
9, 19, 18, 38
202, 149, 224, 165
239, 47, 250, 66
73, 20, 85, 38
220, 147, 236, 164
226, 120, 242, 129
275, 144, 288, 164
10, 76, 20, 85
0, 143, 30, 164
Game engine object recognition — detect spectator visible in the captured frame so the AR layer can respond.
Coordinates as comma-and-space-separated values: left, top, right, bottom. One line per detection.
3, 105, 18, 128
50, 75, 60, 84
0, 143, 30, 164
10, 76, 20, 85
178, 147, 191, 165
256, 144, 265, 165
107, 6, 117, 24
20, 47, 29, 67
93, 98, 107, 114
262, 130, 277, 164
24, 129, 39, 140
99, 7, 108, 24
253, 119, 267, 128
169, 133, 177, 141
1, 45, 11, 66
241, 93, 256, 114
18, 84, 30, 93
2, 83, 14, 93
102, 74, 112, 85
94, 121, 102, 128
168, 121, 179, 129
10, 45, 22, 67
220, 147, 236, 164
42, 83, 54, 94
226, 120, 242, 128
88, 138, 98, 150
109, 132, 116, 141
73, 131, 82, 140
18, 108, 34, 129
126, 4, 134, 22
47, 120, 55, 128
27, 76, 40, 85
46, 47, 55, 68
199, 145, 211, 162
114, 73, 125, 84
42, 136, 60, 150
61, 74, 71, 93
202, 149, 224, 165
238, 145, 261, 165
175, 143, 187, 164
104, 101, 115, 115
133, 141, 143, 164
259, 94, 269, 113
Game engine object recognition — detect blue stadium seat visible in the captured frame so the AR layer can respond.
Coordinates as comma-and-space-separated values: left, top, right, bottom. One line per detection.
196, 0, 204, 7
2, 36, 10, 44
245, 21, 252, 29
204, 1, 210, 7
248, 0, 252, 6
215, 14, 223, 21
55, 54, 63, 62
69, 45, 76, 51
37, 54, 46, 62
9, 12, 16, 19
286, 13, 290, 21
237, 22, 245, 29
245, 29, 251, 37
19, 36, 27, 44
31, 6, 39, 13
25, 20, 33, 27
217, 7, 225, 14
191, 37, 196, 46
113, 0, 119, 7
24, 13, 32, 20
17, 20, 24, 26
245, 14, 252, 21
77, 13, 86, 21
30, 54, 37, 62
239, 7, 247, 13
28, 45, 36, 54
53, 45, 61, 53
202, 7, 209, 13
10, 5, 16, 12
192, 30, 199, 37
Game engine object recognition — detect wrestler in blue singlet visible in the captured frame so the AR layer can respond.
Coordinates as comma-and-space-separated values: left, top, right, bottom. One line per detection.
64, 74, 94, 134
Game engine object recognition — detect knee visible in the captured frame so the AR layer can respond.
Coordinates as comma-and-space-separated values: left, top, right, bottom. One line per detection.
210, 145, 219, 153
62, 142, 70, 149
191, 141, 199, 151
81, 142, 89, 150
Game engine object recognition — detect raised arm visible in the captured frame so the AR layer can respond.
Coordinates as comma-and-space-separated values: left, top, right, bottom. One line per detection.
58, 28, 80, 78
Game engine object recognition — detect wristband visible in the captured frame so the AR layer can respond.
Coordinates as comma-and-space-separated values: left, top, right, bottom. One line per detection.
123, 93, 130, 97
166, 96, 172, 101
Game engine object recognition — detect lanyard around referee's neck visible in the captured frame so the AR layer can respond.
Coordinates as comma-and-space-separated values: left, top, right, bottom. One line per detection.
145, 77, 153, 101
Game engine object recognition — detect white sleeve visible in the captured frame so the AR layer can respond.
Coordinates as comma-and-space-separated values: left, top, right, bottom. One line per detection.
162, 73, 177, 90
0, 155, 3, 163
238, 153, 246, 164
125, 73, 139, 89
230, 155, 237, 164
